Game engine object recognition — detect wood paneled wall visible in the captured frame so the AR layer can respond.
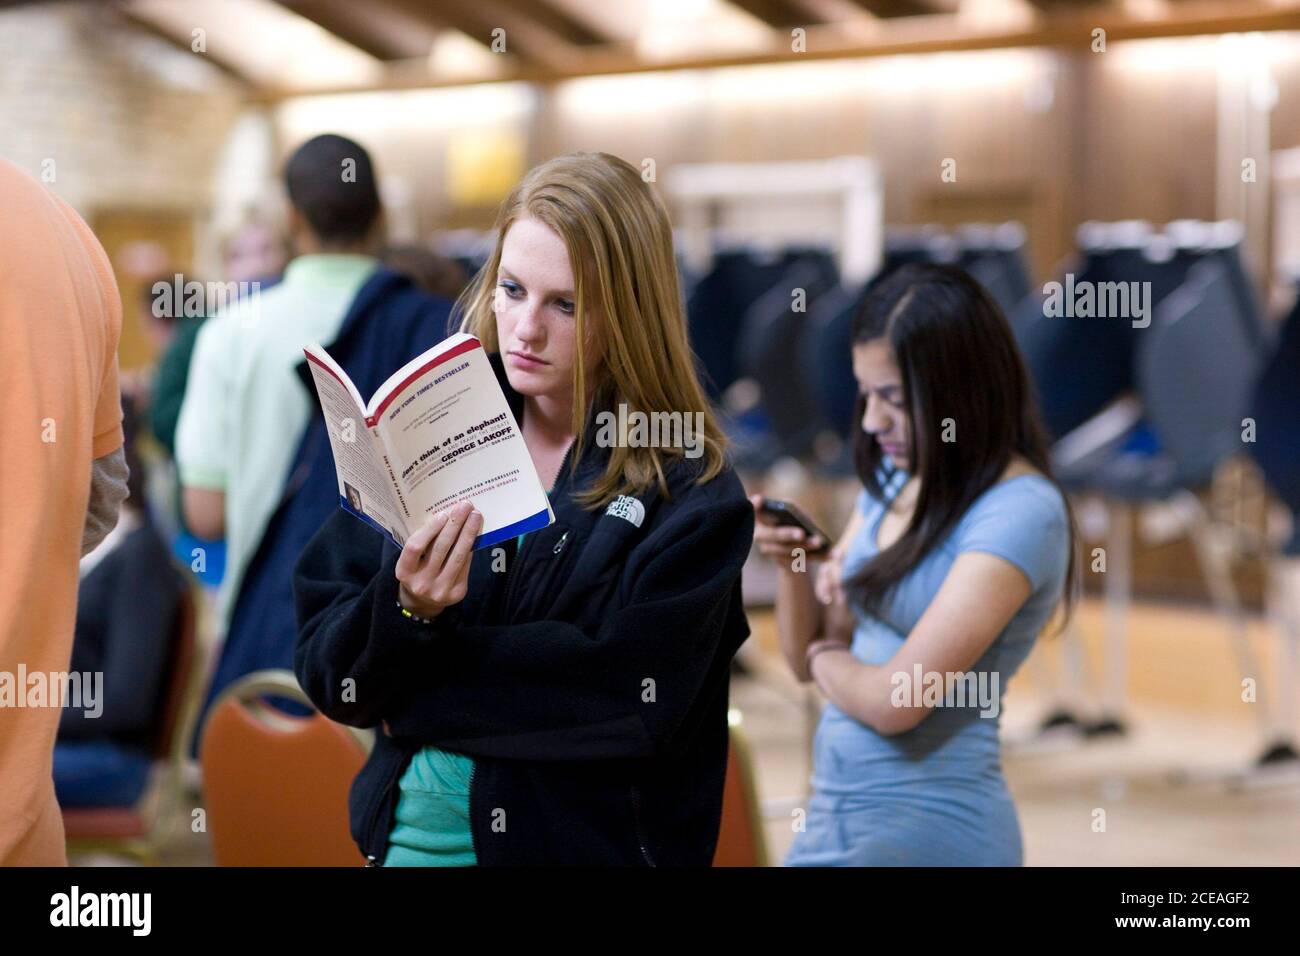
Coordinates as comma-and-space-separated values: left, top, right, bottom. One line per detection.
528, 35, 1300, 286
271, 33, 1300, 290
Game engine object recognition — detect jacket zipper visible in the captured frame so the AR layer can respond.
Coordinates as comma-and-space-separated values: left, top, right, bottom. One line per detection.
467, 760, 480, 863
364, 768, 400, 866
501, 435, 575, 622
437, 429, 578, 865
629, 785, 657, 867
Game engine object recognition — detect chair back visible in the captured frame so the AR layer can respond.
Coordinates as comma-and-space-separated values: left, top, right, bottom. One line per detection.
199, 671, 371, 866
713, 712, 769, 867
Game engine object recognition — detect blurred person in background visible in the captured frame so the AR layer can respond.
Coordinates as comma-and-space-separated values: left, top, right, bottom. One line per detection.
150, 221, 287, 588
176, 135, 461, 740
210, 240, 456, 729
53, 397, 187, 810
0, 157, 128, 865
175, 134, 382, 656
753, 264, 1077, 867
381, 241, 470, 309
222, 215, 290, 289
152, 218, 287, 460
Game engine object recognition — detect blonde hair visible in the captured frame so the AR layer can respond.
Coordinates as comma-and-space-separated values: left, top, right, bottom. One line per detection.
455, 151, 728, 509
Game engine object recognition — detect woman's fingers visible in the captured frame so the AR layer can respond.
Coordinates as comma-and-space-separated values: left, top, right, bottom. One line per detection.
814, 560, 843, 605
755, 523, 813, 556
409, 501, 473, 595
393, 502, 482, 616
750, 494, 781, 528
395, 509, 449, 579
435, 509, 483, 599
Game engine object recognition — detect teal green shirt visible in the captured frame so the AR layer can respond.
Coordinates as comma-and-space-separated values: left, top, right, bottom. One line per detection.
382, 748, 477, 866
383, 516, 547, 865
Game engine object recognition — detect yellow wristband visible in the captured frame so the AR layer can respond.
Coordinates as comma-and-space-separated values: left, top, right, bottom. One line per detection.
396, 599, 437, 626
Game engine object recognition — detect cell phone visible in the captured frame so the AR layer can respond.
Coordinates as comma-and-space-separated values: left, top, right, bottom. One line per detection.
758, 499, 832, 556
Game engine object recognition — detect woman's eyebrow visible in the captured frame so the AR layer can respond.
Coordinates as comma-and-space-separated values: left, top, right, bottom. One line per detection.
496, 267, 574, 298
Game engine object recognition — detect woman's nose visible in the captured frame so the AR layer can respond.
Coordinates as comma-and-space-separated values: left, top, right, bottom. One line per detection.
513, 301, 545, 344
862, 395, 890, 435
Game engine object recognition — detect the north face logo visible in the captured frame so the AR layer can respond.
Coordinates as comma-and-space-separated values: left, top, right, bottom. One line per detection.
605, 495, 645, 528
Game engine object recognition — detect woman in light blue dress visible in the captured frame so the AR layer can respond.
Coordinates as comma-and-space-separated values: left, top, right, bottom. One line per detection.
752, 263, 1078, 866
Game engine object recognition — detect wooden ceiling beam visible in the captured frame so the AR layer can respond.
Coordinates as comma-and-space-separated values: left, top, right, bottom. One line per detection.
272, 1, 437, 61
487, 0, 610, 46
838, 0, 949, 18
241, 0, 1300, 100
382, 0, 580, 68
726, 0, 832, 28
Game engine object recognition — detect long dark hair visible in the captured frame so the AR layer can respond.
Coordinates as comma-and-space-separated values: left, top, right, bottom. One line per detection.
844, 263, 1077, 627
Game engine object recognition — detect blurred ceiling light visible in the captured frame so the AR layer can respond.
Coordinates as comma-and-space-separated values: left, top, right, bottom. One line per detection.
553, 46, 1052, 115
1120, 0, 1171, 20
1102, 35, 1223, 73
703, 49, 1049, 102
552, 71, 703, 117
957, 0, 1035, 31
276, 83, 535, 140
126, 0, 382, 89
1217, 31, 1285, 74
426, 29, 505, 81
708, 60, 872, 102
863, 47, 1049, 93
636, 0, 772, 61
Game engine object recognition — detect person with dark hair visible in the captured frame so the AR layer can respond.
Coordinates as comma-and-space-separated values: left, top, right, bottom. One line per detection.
753, 263, 1078, 866
283, 133, 382, 246
175, 133, 383, 648
179, 137, 459, 734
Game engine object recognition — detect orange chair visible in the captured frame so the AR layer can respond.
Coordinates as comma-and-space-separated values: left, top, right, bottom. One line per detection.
63, 574, 205, 864
199, 670, 372, 866
713, 708, 770, 867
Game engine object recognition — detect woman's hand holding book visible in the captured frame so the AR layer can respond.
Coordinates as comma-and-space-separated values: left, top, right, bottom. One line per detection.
395, 500, 483, 620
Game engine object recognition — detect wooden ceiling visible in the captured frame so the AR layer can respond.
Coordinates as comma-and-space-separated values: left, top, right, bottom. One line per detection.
32, 0, 1300, 95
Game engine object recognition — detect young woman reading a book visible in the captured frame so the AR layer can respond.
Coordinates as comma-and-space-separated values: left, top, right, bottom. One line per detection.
752, 264, 1078, 866
294, 152, 754, 866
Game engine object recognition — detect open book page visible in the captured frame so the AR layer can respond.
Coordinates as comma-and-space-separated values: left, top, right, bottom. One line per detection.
366, 336, 553, 549
304, 346, 412, 548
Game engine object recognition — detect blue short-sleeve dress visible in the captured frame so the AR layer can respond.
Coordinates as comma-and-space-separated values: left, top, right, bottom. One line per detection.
784, 471, 1070, 866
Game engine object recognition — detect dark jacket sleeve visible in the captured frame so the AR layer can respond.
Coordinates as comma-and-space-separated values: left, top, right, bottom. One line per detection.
293, 510, 458, 729
294, 477, 754, 761
384, 482, 754, 762
60, 528, 181, 739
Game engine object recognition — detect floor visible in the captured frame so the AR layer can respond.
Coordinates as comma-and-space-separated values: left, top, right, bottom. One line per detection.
72, 597, 1300, 867
737, 597, 1300, 867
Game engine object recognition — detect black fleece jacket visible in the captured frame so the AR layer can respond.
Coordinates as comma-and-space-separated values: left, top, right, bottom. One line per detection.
293, 353, 754, 865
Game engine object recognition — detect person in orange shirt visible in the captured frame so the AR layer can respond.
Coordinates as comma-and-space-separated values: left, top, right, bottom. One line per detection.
0, 158, 129, 866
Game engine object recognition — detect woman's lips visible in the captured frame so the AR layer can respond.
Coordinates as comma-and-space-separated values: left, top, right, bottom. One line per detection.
508, 351, 549, 370
880, 443, 906, 457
